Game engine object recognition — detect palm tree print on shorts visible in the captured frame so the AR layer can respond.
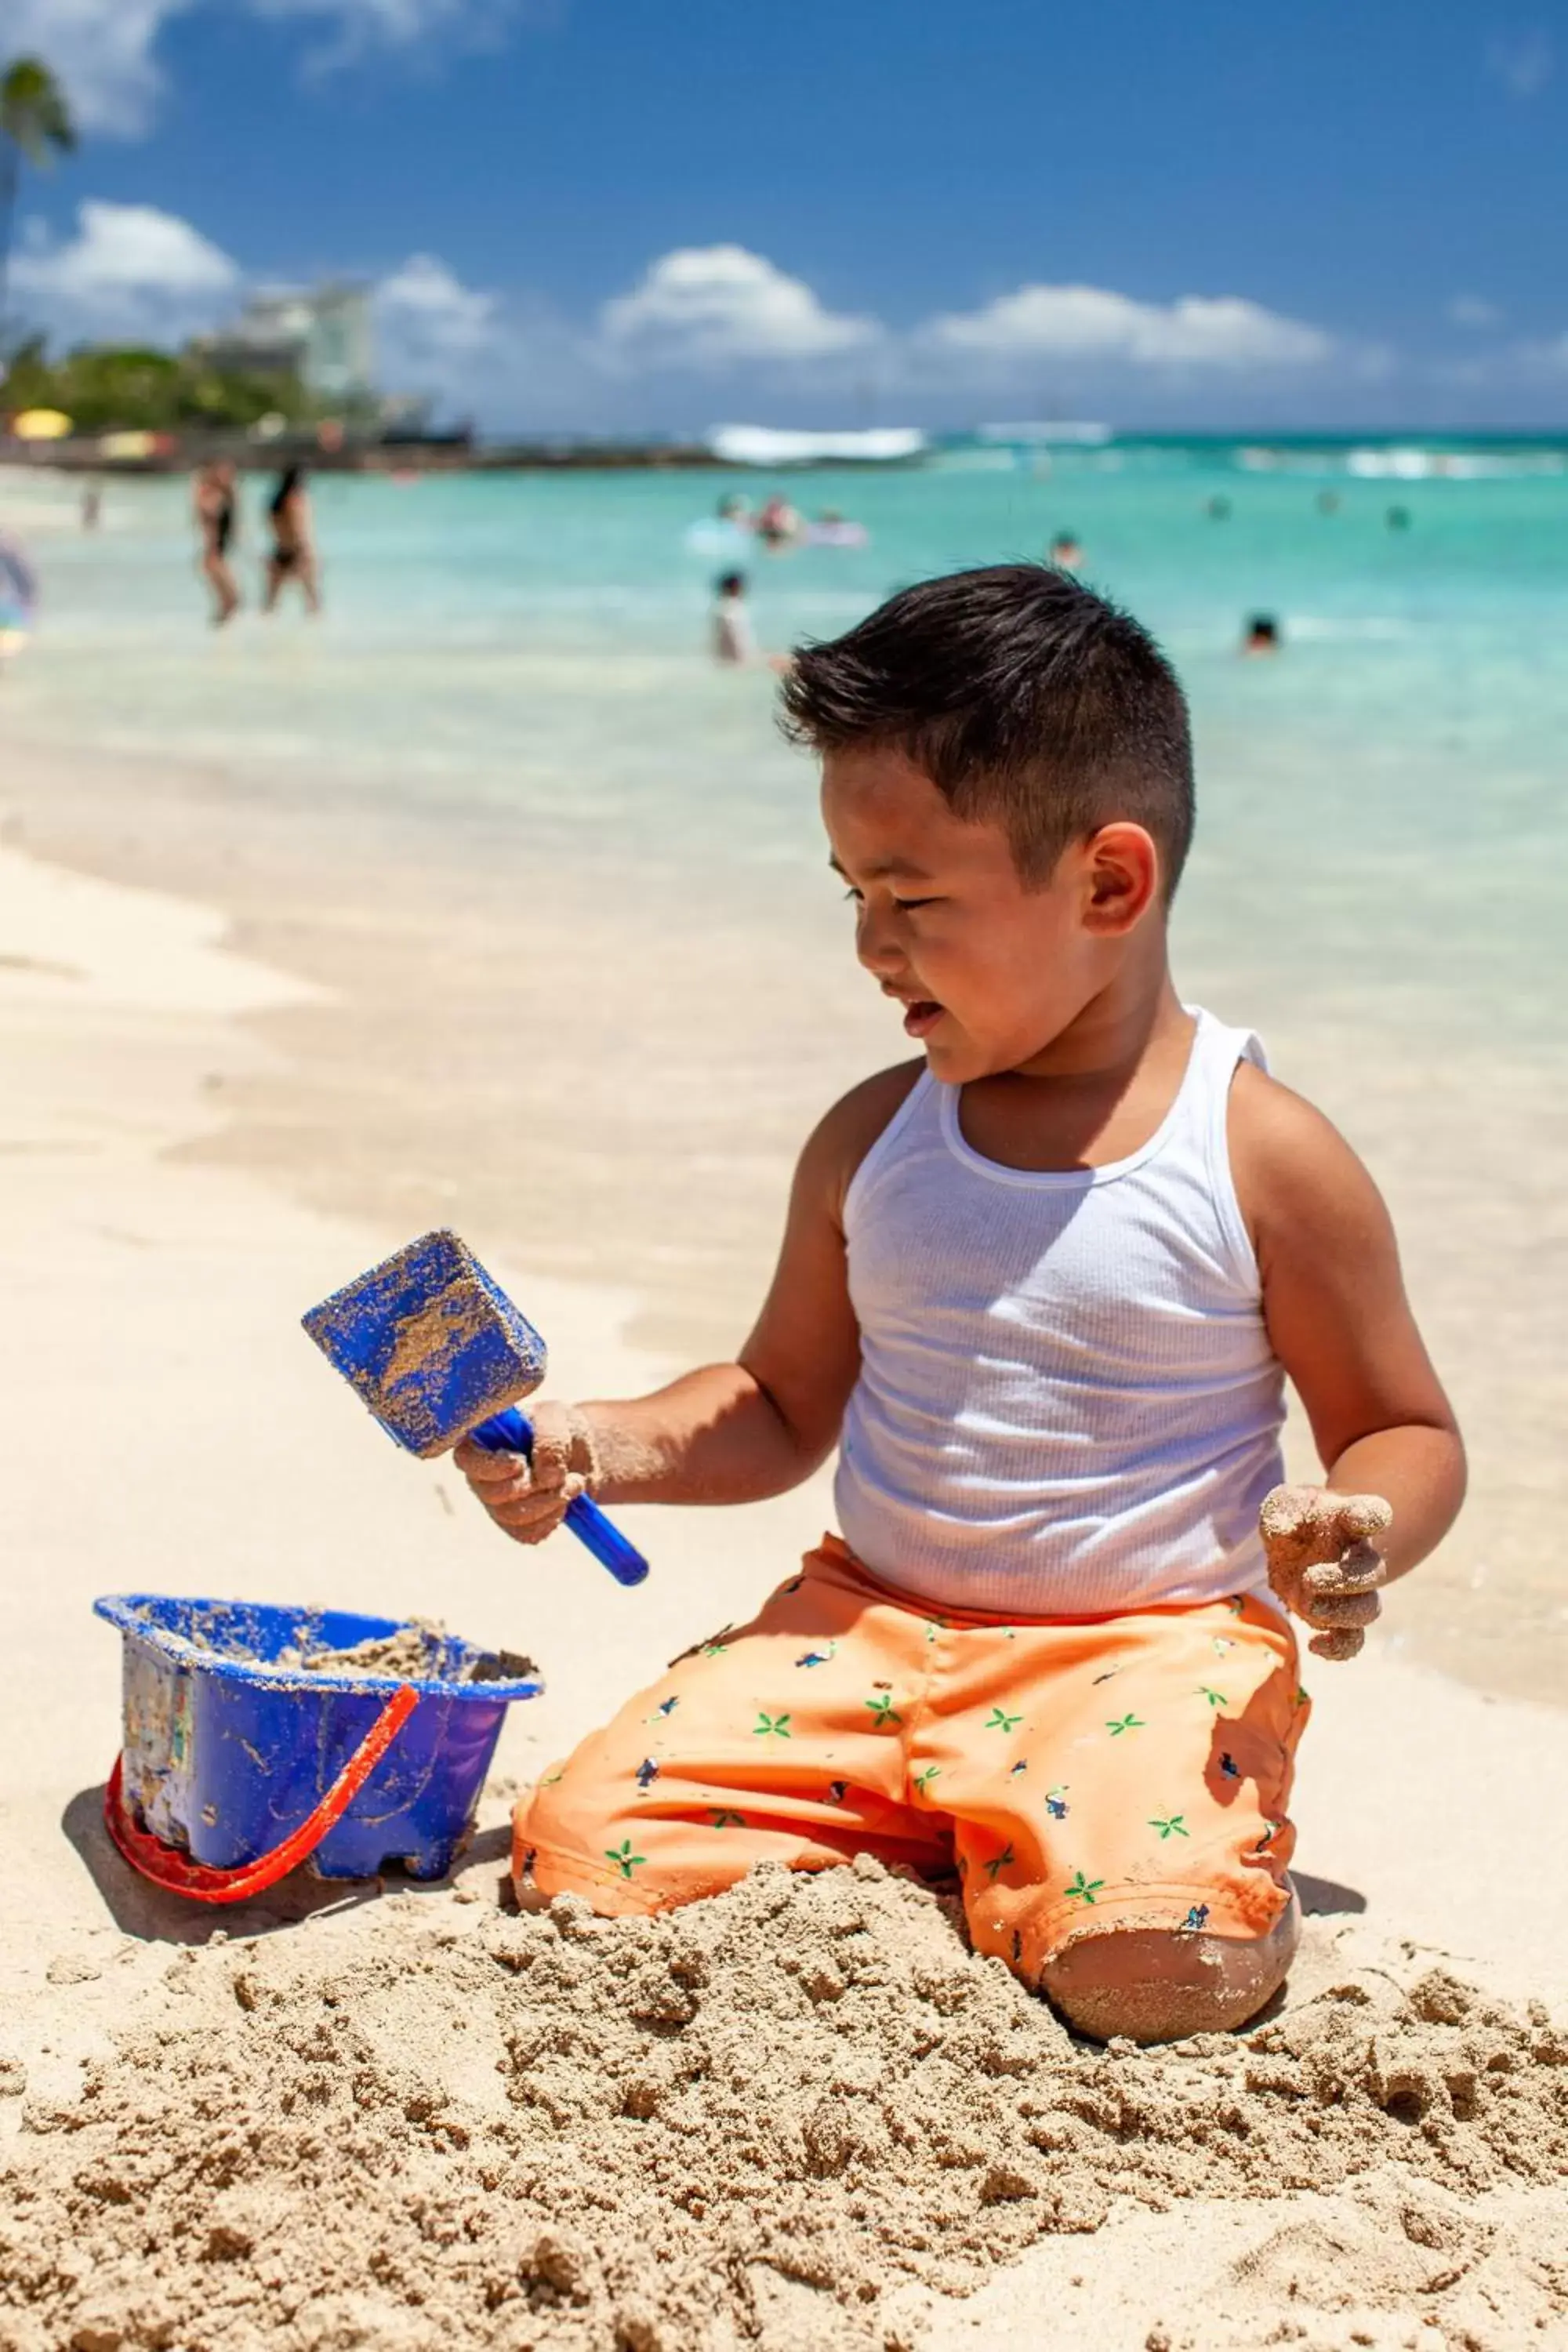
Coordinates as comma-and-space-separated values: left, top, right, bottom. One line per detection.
1106, 1712, 1145, 1736
983, 1844, 1016, 1883
606, 1839, 645, 1879
865, 1693, 902, 1729
985, 1707, 1022, 1734
754, 1711, 792, 1739
1064, 1871, 1104, 1904
1149, 1813, 1189, 1839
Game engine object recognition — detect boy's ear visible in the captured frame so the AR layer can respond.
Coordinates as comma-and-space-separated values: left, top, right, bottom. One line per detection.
1080, 823, 1161, 933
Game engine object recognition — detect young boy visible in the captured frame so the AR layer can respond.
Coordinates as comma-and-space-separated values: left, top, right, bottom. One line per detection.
459, 566, 1465, 2044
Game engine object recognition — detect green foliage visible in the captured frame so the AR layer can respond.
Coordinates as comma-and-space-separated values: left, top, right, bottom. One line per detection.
2, 56, 77, 353
3, 337, 320, 432
2, 57, 75, 165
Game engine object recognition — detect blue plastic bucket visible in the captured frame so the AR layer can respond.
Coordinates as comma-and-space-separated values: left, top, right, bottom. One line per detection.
96, 1594, 542, 1882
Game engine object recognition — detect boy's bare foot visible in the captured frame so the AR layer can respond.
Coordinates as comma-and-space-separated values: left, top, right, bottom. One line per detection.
1259, 1484, 1392, 1661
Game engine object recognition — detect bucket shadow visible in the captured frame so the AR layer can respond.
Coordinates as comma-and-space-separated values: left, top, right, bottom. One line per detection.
61, 1787, 511, 1946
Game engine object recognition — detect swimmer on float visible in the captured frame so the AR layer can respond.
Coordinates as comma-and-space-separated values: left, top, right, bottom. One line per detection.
805, 509, 869, 549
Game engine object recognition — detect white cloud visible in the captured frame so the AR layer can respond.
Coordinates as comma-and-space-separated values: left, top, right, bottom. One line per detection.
249, 0, 522, 71
376, 253, 498, 353
600, 245, 879, 367
2, 0, 521, 137
13, 200, 240, 335
0, 0, 195, 136
923, 282, 1331, 371
1448, 296, 1503, 330
374, 253, 510, 403
1486, 30, 1554, 96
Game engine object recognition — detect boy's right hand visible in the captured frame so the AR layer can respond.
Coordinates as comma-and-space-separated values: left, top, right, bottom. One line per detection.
453, 1403, 601, 1546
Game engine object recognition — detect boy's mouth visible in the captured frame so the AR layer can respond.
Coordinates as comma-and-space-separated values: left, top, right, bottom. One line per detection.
898, 997, 943, 1039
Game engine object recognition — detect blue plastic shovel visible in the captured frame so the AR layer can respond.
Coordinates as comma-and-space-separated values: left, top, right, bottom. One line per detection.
303, 1229, 648, 1587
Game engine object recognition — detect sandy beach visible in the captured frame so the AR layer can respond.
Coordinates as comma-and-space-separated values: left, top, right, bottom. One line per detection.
2, 799, 1565, 2349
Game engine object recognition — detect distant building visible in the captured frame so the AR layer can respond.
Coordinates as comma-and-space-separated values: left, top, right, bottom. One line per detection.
194, 284, 376, 405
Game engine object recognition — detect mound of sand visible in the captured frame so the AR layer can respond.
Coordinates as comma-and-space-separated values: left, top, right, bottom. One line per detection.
2, 1858, 1564, 2352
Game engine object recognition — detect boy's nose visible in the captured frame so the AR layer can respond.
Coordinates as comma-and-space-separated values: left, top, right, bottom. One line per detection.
855, 903, 905, 978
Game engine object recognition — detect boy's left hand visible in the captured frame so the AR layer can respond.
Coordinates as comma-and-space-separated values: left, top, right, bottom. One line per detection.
1259, 1485, 1392, 1661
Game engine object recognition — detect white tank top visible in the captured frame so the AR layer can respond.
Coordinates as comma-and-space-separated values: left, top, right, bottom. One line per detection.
834, 1009, 1287, 1617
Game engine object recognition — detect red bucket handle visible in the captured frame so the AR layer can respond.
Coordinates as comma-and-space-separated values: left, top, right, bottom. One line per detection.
103, 1682, 420, 1905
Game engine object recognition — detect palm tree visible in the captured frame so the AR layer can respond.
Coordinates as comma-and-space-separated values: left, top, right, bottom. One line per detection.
1, 58, 77, 358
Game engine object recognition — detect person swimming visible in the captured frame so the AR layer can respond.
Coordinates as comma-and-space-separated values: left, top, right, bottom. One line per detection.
1048, 532, 1083, 570
806, 509, 869, 548
1241, 613, 1282, 655
263, 465, 321, 615
755, 494, 803, 550
1206, 495, 1232, 521
194, 459, 240, 626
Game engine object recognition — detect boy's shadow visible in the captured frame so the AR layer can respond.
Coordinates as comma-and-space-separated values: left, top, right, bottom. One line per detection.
1292, 1871, 1366, 1917
60, 1785, 513, 1947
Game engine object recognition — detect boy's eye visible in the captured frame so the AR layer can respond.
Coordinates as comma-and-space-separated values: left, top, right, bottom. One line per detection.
842, 885, 862, 904
894, 896, 939, 912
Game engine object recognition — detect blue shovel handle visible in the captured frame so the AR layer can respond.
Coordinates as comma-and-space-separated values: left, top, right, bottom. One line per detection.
470, 1406, 649, 1587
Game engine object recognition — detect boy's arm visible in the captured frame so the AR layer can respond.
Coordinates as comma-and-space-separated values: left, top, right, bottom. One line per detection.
1230, 1065, 1466, 1660
457, 1066, 919, 1544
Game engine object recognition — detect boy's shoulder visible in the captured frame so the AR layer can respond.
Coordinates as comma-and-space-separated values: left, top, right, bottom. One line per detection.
803, 1060, 927, 1227
1227, 1057, 1390, 1261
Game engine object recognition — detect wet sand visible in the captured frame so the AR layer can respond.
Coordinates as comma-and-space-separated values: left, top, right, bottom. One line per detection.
1, 733, 1563, 1709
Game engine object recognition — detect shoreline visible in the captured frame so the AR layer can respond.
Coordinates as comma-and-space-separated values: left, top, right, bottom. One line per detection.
1, 831, 1565, 2350
0, 723, 1563, 1711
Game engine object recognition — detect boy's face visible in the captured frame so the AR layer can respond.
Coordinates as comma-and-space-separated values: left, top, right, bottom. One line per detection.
822, 747, 1149, 1083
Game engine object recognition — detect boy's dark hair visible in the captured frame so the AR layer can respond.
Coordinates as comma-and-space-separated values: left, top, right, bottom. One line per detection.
780, 563, 1195, 895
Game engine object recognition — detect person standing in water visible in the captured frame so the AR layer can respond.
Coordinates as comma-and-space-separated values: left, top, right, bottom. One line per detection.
193, 459, 240, 626
263, 465, 321, 615
711, 572, 789, 671
712, 571, 760, 663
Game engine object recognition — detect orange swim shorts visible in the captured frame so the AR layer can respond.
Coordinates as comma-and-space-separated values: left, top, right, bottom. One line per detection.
516, 1535, 1308, 1980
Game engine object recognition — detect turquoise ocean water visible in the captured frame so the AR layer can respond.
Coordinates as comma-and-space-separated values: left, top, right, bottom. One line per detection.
5, 437, 1566, 1061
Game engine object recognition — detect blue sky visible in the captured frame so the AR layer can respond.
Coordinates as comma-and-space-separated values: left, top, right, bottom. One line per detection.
7, 0, 1565, 430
